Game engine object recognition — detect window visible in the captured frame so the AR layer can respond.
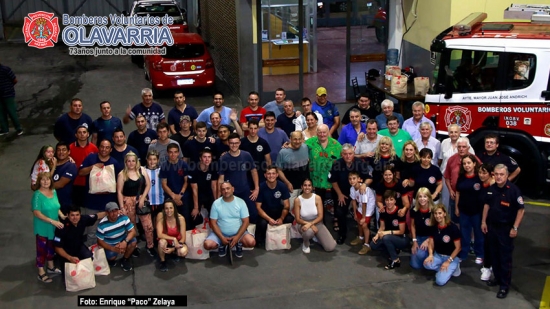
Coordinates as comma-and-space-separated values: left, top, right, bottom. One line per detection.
447, 49, 499, 93
507, 53, 536, 90
163, 44, 205, 59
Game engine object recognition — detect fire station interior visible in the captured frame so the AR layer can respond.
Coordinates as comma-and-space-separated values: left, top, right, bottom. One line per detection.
259, 0, 388, 102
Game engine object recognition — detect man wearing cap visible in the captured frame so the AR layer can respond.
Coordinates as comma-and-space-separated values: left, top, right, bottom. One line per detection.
90, 101, 123, 145
167, 91, 198, 135
171, 115, 195, 147
97, 202, 137, 271
312, 87, 340, 139
54, 98, 93, 144
341, 93, 378, 125
70, 125, 98, 208
123, 88, 166, 131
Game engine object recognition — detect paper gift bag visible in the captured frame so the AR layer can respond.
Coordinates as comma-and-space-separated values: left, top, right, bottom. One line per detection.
414, 77, 430, 96
266, 223, 291, 251
391, 75, 408, 95
65, 258, 96, 292
89, 164, 116, 194
185, 228, 210, 260
89, 244, 110, 276
195, 219, 210, 233
243, 223, 256, 251
290, 220, 302, 239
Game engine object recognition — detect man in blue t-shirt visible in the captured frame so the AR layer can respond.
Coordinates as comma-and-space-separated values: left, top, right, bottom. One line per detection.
54, 98, 93, 144
312, 87, 340, 139
78, 140, 122, 246
127, 115, 158, 165
111, 128, 140, 165
276, 100, 299, 137
196, 91, 232, 127
255, 165, 294, 246
258, 111, 289, 163
53, 142, 77, 214
218, 133, 259, 223
203, 181, 256, 258
90, 101, 123, 145
167, 91, 198, 134
123, 88, 166, 131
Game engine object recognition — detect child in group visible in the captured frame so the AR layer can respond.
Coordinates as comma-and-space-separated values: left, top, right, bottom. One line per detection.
145, 150, 164, 221
30, 145, 57, 190
348, 171, 376, 255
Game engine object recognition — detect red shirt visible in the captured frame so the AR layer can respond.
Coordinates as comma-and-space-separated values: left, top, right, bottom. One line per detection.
70, 142, 98, 186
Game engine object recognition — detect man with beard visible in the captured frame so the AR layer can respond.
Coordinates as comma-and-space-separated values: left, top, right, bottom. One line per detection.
111, 128, 139, 165
127, 115, 158, 165
167, 91, 198, 134
54, 98, 93, 144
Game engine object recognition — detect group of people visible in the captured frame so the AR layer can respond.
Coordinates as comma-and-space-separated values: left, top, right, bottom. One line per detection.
29, 86, 525, 299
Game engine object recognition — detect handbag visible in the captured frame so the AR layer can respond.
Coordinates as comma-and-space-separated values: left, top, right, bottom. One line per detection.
135, 167, 151, 215
65, 258, 96, 292
89, 164, 116, 194
266, 223, 292, 251
89, 244, 110, 276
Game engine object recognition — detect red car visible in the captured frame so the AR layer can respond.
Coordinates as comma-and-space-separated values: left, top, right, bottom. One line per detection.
144, 33, 215, 91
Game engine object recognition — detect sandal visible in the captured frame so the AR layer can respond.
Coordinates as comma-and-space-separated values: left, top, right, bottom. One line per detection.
37, 273, 53, 283
47, 267, 62, 275
333, 219, 340, 232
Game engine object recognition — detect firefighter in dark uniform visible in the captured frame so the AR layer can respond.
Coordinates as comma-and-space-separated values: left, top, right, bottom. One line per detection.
478, 134, 521, 181
481, 164, 525, 299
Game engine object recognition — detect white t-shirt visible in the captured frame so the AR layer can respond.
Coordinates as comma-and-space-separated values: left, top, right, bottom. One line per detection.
350, 187, 376, 216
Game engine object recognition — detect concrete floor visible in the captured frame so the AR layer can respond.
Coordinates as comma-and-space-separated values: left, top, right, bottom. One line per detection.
0, 43, 548, 309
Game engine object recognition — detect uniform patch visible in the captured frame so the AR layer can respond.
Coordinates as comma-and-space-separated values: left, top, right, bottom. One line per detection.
473, 183, 481, 190
392, 219, 399, 226
144, 137, 151, 144
428, 176, 435, 184
517, 196, 524, 205
274, 191, 281, 198
206, 173, 211, 181
53, 174, 60, 181
256, 145, 263, 152
442, 235, 450, 243
424, 218, 430, 226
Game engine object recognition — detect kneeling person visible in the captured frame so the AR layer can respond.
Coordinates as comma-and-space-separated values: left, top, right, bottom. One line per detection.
156, 199, 188, 272
96, 202, 137, 271
204, 181, 256, 258
54, 206, 106, 265
255, 166, 294, 247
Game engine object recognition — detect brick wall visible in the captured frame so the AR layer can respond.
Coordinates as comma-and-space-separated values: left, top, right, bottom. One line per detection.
200, 0, 240, 96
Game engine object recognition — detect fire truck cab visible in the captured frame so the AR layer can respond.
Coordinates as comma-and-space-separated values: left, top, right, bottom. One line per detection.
426, 9, 550, 195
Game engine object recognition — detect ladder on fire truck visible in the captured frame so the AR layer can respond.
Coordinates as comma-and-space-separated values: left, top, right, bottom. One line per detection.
504, 3, 550, 22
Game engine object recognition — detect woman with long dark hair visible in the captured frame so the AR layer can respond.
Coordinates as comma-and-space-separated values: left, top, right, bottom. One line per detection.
156, 199, 188, 272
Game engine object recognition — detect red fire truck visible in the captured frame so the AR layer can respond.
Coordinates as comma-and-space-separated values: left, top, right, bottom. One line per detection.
426, 10, 550, 195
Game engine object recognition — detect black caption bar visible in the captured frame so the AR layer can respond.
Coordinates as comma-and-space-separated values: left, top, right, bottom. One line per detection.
78, 296, 187, 307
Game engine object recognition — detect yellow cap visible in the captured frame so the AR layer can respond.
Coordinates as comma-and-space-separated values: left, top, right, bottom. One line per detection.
316, 87, 327, 96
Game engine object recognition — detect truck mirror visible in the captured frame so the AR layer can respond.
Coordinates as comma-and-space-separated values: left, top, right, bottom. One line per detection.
444, 66, 454, 99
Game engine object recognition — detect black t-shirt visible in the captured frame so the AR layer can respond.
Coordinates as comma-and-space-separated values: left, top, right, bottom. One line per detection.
380, 206, 405, 232
368, 155, 403, 185
401, 161, 418, 182
54, 215, 98, 256
257, 181, 291, 218
411, 208, 432, 237
411, 164, 442, 199
182, 138, 218, 164
430, 223, 461, 256
341, 105, 379, 125
276, 113, 298, 137
456, 174, 484, 215
374, 180, 410, 209
188, 164, 218, 202
207, 125, 235, 139
171, 131, 194, 149
329, 158, 372, 197
478, 151, 519, 174
240, 137, 271, 175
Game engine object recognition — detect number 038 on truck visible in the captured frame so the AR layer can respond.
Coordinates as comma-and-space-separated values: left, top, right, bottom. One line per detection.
426, 9, 550, 195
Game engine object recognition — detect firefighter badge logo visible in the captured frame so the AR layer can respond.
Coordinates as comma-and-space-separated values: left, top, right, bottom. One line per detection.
445, 106, 472, 133
23, 11, 60, 49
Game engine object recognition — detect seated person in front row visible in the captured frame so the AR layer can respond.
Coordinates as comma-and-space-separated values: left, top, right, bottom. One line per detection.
255, 166, 295, 247
54, 205, 106, 265
96, 202, 137, 271
203, 181, 256, 258
156, 199, 188, 272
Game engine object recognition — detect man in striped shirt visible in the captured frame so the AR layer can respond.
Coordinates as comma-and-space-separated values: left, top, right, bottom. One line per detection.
97, 202, 137, 271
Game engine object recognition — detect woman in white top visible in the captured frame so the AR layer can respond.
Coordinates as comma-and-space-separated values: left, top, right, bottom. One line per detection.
294, 179, 337, 253
437, 124, 475, 207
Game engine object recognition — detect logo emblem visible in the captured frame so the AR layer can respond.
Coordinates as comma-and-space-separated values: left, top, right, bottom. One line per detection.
428, 176, 435, 184
53, 174, 60, 181
170, 63, 177, 71
144, 137, 152, 144
517, 196, 524, 205
274, 191, 281, 198
23, 11, 60, 49
424, 218, 430, 226
256, 145, 263, 152
544, 124, 550, 136
442, 235, 450, 243
392, 219, 398, 227
473, 183, 481, 190
191, 64, 196, 70
206, 173, 211, 180
445, 106, 472, 133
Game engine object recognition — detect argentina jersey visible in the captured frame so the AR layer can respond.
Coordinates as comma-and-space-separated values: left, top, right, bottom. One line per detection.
146, 167, 164, 205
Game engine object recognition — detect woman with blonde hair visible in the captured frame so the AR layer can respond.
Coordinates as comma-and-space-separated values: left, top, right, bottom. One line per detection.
32, 172, 66, 283
410, 187, 436, 269
156, 199, 188, 272
117, 151, 155, 257
369, 136, 402, 184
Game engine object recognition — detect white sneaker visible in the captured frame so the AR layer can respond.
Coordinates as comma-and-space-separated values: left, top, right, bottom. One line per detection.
302, 243, 310, 254
480, 267, 492, 281
475, 257, 483, 265
452, 263, 461, 277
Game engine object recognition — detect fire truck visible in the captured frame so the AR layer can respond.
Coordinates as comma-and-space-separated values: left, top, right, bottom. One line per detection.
425, 6, 550, 195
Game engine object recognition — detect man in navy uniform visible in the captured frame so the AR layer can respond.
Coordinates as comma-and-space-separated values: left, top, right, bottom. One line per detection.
481, 164, 525, 299
478, 134, 521, 181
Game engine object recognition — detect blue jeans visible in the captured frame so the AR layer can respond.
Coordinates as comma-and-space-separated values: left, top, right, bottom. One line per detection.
370, 234, 411, 261
448, 197, 458, 223
410, 236, 430, 269
458, 213, 484, 260
424, 252, 460, 286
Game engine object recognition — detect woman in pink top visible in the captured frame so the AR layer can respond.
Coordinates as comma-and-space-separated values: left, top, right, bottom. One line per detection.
156, 200, 188, 272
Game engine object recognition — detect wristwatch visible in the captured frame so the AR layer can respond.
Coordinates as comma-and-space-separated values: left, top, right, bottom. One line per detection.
512, 226, 518, 231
